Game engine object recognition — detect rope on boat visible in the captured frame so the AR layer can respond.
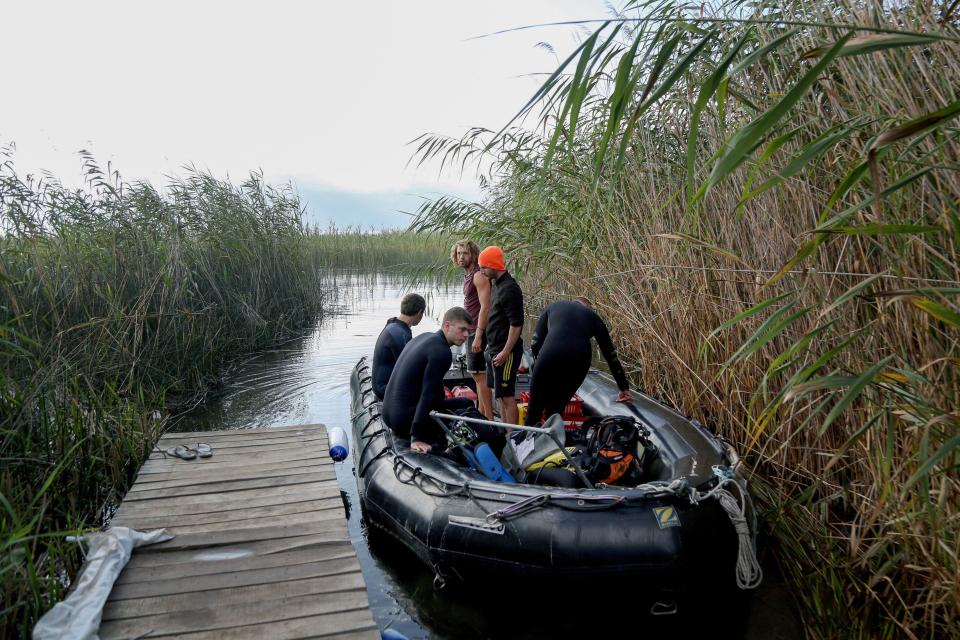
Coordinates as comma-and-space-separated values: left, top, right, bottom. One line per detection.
689, 471, 763, 590
485, 492, 629, 523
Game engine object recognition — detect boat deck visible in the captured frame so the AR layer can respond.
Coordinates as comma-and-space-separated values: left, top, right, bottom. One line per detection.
98, 423, 378, 639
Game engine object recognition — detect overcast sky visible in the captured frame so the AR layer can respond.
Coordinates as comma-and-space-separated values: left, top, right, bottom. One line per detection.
2, 1, 614, 228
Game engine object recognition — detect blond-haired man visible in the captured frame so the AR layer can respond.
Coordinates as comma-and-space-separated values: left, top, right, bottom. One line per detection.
451, 239, 494, 419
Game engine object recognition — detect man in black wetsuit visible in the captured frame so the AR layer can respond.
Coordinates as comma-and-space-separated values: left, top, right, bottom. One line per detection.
526, 298, 631, 426
478, 245, 523, 425
371, 293, 426, 400
382, 307, 474, 453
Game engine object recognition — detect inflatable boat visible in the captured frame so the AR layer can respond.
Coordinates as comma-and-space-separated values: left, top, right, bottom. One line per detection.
350, 357, 761, 592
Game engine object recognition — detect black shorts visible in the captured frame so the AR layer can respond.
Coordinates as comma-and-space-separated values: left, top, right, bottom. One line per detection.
466, 331, 486, 373
485, 344, 522, 398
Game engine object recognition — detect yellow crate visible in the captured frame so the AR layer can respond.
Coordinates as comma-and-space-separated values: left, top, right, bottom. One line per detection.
517, 402, 528, 426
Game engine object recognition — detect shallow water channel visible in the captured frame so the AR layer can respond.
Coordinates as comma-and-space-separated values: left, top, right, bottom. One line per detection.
171, 272, 801, 639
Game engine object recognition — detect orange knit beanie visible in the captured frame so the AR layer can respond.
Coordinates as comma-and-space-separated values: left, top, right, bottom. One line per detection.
478, 246, 506, 271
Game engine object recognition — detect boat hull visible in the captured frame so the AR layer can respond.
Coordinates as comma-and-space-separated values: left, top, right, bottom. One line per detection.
351, 358, 739, 589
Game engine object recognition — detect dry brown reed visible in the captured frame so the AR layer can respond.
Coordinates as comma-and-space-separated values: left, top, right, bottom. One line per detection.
411, 1, 960, 637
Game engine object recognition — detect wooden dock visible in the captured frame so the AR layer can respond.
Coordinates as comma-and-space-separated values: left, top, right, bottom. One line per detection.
99, 424, 378, 639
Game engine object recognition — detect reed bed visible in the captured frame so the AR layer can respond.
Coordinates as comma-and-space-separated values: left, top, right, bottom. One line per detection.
0, 152, 331, 636
411, 1, 960, 637
305, 225, 452, 273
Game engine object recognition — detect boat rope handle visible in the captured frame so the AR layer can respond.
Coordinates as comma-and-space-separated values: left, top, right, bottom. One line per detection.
485, 492, 630, 523
357, 447, 390, 479
486, 494, 550, 523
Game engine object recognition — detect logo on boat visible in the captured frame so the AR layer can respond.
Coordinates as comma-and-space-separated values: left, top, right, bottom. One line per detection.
653, 506, 681, 529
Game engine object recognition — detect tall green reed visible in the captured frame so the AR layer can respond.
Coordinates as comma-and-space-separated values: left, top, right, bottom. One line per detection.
305, 224, 450, 271
411, 1, 959, 637
0, 150, 330, 636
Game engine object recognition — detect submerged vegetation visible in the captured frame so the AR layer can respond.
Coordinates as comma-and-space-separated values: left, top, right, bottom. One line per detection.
412, 1, 959, 637
0, 151, 428, 635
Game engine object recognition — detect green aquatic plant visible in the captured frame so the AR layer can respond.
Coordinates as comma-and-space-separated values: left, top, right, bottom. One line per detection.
0, 152, 332, 636
411, 1, 960, 636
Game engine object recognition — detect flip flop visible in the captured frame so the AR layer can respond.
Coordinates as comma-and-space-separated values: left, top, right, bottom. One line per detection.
192, 443, 213, 458
166, 445, 197, 460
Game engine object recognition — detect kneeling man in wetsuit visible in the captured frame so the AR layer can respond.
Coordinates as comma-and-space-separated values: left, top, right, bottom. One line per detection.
526, 298, 631, 426
371, 293, 426, 400
382, 307, 475, 454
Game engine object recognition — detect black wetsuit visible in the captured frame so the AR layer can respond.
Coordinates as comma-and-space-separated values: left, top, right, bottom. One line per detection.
382, 330, 471, 447
485, 271, 524, 397
372, 317, 412, 400
526, 301, 630, 425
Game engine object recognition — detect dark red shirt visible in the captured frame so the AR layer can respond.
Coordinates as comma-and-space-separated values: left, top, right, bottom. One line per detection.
463, 264, 481, 331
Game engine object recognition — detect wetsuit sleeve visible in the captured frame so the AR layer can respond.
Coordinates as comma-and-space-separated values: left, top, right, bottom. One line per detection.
409, 346, 452, 443
592, 313, 630, 391
530, 307, 550, 357
506, 283, 524, 328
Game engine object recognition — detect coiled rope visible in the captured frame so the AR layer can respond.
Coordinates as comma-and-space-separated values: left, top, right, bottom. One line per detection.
690, 476, 763, 590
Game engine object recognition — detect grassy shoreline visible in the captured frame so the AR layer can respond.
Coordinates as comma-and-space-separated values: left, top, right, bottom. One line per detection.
0, 155, 439, 636
411, 1, 959, 637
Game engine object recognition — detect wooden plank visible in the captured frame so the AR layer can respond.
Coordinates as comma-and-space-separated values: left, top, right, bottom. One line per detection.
150, 438, 328, 462
135, 459, 333, 483
143, 446, 331, 468
161, 424, 326, 440
155, 508, 348, 536
124, 535, 351, 569
172, 608, 377, 640
155, 430, 327, 446
118, 480, 340, 507
129, 520, 348, 552
113, 497, 344, 530
114, 486, 341, 519
99, 589, 372, 638
115, 543, 357, 584
123, 471, 336, 500
138, 448, 331, 473
148, 440, 329, 459
137, 457, 333, 479
137, 457, 333, 478
108, 555, 361, 600
102, 571, 368, 620
132, 462, 333, 487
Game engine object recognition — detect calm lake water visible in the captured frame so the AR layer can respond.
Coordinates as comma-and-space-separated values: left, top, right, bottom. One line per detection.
172, 272, 801, 640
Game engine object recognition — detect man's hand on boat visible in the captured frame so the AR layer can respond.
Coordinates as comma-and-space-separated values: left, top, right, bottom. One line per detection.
410, 440, 432, 454
616, 389, 632, 403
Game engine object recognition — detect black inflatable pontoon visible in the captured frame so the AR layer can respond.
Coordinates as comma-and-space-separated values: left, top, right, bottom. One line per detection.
350, 357, 760, 592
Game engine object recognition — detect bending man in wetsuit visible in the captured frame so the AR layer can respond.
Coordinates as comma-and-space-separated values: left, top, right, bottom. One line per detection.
452, 239, 494, 419
382, 307, 475, 454
526, 298, 631, 426
371, 293, 426, 400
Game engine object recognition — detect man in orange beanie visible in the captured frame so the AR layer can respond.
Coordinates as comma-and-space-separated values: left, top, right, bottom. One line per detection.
478, 245, 523, 425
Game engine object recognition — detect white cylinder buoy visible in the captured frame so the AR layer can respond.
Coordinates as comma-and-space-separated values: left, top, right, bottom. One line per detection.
328, 427, 349, 462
